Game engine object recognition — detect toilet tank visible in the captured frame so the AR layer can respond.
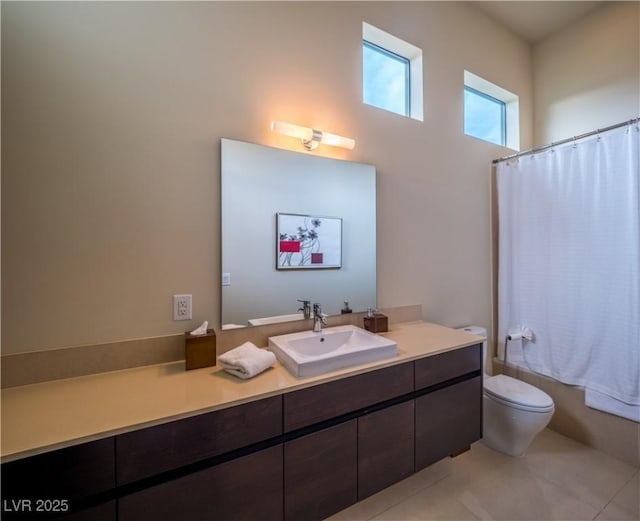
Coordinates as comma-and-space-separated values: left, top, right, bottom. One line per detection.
457, 326, 488, 377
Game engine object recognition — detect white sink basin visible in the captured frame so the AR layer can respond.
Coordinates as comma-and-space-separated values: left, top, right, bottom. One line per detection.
268, 325, 397, 377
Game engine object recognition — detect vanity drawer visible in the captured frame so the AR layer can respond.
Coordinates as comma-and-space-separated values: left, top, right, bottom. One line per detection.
119, 445, 283, 521
414, 344, 481, 390
116, 395, 282, 484
284, 362, 413, 432
1, 438, 115, 505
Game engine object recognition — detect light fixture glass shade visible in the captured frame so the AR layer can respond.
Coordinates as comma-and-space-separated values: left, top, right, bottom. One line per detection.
270, 121, 314, 142
270, 120, 355, 150
320, 131, 356, 150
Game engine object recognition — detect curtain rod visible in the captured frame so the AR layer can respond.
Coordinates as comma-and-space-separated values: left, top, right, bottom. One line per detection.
492, 117, 640, 164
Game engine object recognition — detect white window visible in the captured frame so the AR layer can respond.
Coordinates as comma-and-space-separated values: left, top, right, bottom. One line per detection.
363, 41, 409, 117
464, 70, 519, 150
362, 22, 423, 121
464, 87, 505, 146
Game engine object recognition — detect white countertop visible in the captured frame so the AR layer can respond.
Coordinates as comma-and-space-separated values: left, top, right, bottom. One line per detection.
1, 321, 482, 462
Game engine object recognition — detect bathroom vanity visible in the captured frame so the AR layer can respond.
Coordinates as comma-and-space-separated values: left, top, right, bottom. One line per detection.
1, 322, 482, 521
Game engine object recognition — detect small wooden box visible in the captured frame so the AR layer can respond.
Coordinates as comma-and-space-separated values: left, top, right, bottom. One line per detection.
185, 329, 216, 370
363, 314, 388, 333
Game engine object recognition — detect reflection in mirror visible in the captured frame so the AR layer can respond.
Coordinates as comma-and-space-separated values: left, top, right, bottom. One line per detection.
221, 139, 376, 329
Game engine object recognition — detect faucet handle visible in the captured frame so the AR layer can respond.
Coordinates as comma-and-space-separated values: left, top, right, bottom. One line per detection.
297, 300, 311, 319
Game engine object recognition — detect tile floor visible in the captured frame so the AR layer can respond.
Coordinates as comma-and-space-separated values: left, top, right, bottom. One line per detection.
328, 429, 639, 521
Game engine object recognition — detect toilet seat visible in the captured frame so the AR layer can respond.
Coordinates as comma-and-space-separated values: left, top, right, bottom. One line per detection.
484, 374, 554, 413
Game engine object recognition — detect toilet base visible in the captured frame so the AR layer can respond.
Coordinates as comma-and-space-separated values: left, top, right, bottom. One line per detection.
482, 434, 529, 457
482, 394, 554, 457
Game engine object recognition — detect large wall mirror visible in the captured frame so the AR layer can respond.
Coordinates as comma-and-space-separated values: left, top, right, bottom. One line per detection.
221, 139, 376, 328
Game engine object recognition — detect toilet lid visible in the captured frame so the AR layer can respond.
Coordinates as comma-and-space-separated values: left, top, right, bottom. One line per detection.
484, 374, 554, 409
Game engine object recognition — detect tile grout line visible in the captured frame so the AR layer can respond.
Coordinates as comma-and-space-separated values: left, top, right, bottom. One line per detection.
523, 461, 619, 519
365, 474, 453, 521
590, 467, 640, 520
518, 438, 638, 514
344, 434, 636, 521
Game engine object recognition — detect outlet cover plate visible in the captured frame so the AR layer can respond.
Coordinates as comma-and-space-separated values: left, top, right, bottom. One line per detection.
173, 294, 192, 320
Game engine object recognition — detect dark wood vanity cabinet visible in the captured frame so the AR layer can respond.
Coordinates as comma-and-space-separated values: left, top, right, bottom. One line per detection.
54, 502, 116, 521
414, 344, 483, 471
281, 364, 413, 521
415, 376, 482, 469
283, 362, 414, 432
358, 400, 415, 500
1, 438, 116, 520
116, 395, 284, 521
414, 344, 481, 389
116, 395, 282, 484
1, 438, 115, 502
2, 342, 482, 521
118, 445, 283, 521
284, 421, 357, 521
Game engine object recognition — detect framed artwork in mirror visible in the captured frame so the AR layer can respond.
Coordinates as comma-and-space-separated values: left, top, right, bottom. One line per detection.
276, 213, 342, 270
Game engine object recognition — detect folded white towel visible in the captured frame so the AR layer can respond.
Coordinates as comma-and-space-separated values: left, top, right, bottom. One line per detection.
218, 342, 276, 380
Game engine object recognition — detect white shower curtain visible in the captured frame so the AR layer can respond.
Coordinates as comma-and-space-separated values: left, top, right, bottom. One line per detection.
497, 124, 640, 421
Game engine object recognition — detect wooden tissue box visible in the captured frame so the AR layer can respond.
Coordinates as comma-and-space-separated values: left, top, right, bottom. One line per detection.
363, 314, 388, 333
185, 329, 216, 370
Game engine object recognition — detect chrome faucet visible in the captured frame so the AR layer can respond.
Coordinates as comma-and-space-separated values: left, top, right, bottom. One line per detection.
312, 303, 326, 332
297, 299, 311, 320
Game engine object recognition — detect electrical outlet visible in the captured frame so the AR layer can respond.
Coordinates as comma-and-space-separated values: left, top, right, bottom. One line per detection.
173, 294, 192, 321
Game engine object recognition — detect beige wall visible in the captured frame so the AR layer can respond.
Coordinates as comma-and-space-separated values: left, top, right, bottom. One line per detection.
1, 2, 532, 355
533, 1, 640, 146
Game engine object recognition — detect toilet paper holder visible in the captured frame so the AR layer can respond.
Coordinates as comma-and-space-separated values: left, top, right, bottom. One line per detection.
504, 326, 534, 366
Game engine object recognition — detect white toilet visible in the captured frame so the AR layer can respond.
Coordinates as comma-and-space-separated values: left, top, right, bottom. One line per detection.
460, 327, 555, 457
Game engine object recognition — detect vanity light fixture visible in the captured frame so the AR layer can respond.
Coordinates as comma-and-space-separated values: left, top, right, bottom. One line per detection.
270, 120, 355, 151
